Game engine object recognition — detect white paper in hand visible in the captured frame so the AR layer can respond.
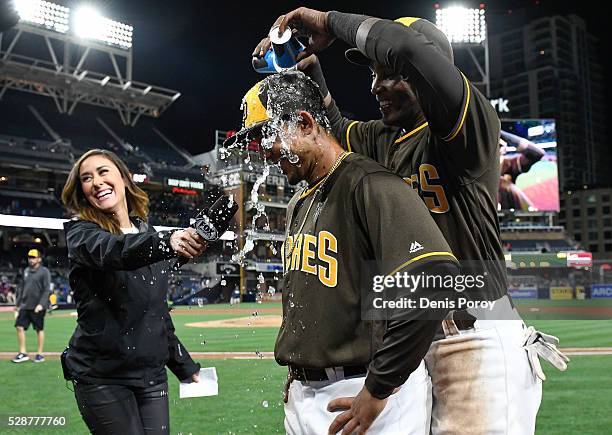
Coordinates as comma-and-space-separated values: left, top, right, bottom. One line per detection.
179, 367, 218, 399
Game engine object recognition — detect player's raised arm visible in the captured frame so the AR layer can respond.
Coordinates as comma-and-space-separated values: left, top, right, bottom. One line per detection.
274, 8, 465, 140
273, 7, 501, 176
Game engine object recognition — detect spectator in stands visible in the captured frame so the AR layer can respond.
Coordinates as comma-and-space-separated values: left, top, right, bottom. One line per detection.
60, 149, 206, 434
12, 249, 51, 364
7, 286, 16, 304
0, 275, 10, 303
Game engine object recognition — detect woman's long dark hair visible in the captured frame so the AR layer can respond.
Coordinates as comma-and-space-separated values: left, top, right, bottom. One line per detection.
61, 149, 149, 235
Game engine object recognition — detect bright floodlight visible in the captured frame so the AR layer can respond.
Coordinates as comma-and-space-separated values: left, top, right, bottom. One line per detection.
73, 6, 133, 50
14, 0, 70, 33
435, 6, 487, 44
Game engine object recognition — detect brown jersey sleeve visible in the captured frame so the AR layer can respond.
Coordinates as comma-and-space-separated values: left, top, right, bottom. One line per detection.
439, 82, 502, 180
355, 171, 457, 273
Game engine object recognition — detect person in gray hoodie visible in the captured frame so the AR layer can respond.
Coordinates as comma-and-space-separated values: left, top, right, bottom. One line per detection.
12, 248, 51, 363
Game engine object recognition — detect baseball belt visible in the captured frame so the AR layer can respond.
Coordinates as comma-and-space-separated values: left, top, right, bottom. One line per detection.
289, 364, 368, 382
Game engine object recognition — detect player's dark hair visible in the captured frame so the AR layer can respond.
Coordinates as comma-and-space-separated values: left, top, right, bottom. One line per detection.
265, 70, 330, 130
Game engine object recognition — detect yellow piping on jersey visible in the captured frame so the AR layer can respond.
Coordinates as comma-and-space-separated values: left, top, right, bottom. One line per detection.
388, 251, 458, 277
346, 121, 359, 152
299, 152, 352, 200
442, 72, 471, 142
394, 122, 429, 144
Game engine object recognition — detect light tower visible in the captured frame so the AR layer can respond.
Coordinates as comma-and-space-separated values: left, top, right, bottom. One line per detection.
435, 3, 490, 96
0, 0, 181, 125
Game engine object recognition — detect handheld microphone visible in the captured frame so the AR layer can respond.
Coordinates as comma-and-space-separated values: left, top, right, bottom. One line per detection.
192, 194, 239, 242
173, 194, 239, 270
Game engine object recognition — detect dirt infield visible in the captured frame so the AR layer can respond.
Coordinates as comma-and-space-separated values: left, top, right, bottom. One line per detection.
0, 351, 276, 360
172, 307, 281, 315
1, 348, 611, 360
185, 315, 282, 328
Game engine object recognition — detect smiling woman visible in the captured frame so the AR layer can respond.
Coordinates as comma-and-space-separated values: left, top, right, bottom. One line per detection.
58, 149, 207, 434
61, 149, 149, 235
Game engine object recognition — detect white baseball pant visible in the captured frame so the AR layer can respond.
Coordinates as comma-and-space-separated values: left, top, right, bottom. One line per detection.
284, 360, 431, 435
424, 317, 542, 435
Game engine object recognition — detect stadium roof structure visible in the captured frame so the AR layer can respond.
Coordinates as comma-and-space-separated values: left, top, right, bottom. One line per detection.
0, 13, 181, 126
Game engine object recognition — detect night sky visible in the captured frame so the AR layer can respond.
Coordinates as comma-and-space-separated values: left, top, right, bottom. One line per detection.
45, 1, 612, 153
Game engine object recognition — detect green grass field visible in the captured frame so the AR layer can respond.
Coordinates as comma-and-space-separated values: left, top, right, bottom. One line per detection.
0, 303, 611, 434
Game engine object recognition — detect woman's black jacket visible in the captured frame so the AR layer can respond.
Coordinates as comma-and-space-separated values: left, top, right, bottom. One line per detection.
62, 218, 200, 387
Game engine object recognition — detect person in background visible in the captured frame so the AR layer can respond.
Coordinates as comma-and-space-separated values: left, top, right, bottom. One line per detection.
12, 249, 51, 363
499, 130, 546, 210
0, 275, 12, 303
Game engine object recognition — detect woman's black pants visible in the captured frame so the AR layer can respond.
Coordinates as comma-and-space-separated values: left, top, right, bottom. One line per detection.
74, 381, 169, 434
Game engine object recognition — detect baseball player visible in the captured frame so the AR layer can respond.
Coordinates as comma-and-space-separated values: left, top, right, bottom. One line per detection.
499, 130, 546, 210
254, 8, 568, 434
225, 71, 462, 434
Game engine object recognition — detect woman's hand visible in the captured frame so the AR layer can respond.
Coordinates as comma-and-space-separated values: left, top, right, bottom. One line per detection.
170, 228, 206, 259
180, 371, 201, 384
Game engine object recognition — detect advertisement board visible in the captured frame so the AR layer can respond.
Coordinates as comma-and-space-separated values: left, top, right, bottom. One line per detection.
499, 119, 558, 212
549, 286, 573, 300
591, 284, 612, 299
508, 287, 538, 299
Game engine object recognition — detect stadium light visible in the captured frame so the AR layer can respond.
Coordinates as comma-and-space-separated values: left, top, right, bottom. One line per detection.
73, 5, 133, 50
435, 5, 487, 44
13, 0, 70, 33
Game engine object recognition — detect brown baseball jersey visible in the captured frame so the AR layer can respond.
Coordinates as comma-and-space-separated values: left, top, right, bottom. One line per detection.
328, 82, 505, 301
274, 152, 457, 369
325, 14, 508, 302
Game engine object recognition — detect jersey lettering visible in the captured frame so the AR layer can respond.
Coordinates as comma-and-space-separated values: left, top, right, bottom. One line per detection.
403, 164, 450, 213
284, 231, 338, 288
290, 234, 303, 271
301, 234, 317, 275
318, 231, 338, 287
283, 236, 293, 273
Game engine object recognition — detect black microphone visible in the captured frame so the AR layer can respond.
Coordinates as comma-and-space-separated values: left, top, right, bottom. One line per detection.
192, 194, 239, 242
172, 194, 239, 270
